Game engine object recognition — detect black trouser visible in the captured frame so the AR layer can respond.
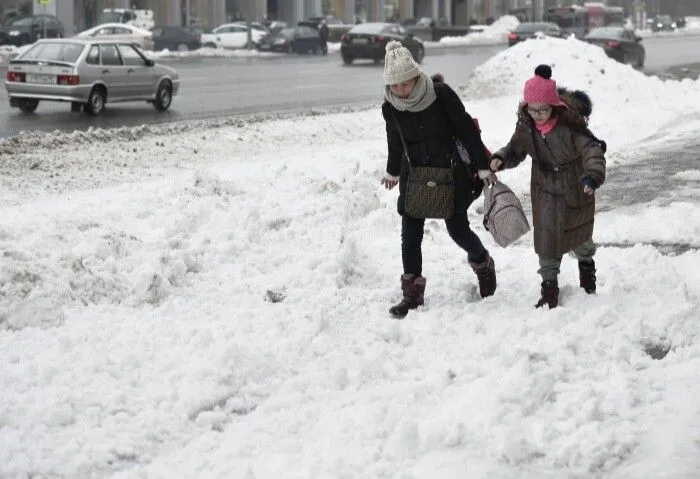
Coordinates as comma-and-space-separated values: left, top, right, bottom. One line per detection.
401, 211, 487, 276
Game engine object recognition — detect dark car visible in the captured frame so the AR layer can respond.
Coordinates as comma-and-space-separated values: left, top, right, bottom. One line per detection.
508, 22, 562, 46
0, 15, 65, 46
257, 26, 324, 54
650, 15, 676, 32
340, 22, 424, 65
150, 25, 201, 52
584, 26, 645, 68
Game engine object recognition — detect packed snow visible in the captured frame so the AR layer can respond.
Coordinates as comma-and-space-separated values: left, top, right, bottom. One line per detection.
439, 15, 520, 46
0, 36, 699, 478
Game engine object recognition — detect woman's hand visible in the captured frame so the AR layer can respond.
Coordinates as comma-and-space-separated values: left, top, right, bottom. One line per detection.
490, 157, 503, 172
381, 176, 399, 190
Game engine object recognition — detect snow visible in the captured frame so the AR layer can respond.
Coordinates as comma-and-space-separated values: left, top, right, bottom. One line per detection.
1, 35, 699, 479
438, 15, 520, 46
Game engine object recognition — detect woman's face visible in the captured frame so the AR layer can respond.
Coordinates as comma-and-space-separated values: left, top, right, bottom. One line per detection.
389, 78, 417, 99
527, 102, 553, 124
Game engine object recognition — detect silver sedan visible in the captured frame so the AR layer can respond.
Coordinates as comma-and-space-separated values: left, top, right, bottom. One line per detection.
4, 38, 179, 115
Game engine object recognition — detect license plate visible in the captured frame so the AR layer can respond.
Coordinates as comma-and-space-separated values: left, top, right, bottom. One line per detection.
260, 44, 270, 49
26, 74, 56, 84
352, 38, 368, 43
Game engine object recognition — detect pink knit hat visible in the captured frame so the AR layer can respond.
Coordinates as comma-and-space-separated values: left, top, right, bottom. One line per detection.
523, 65, 566, 106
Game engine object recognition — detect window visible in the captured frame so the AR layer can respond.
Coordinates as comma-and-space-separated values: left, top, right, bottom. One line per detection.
21, 42, 85, 63
85, 46, 100, 64
113, 27, 132, 35
100, 44, 123, 66
117, 44, 146, 66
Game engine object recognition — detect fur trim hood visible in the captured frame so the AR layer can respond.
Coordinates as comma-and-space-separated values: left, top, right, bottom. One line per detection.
557, 87, 593, 118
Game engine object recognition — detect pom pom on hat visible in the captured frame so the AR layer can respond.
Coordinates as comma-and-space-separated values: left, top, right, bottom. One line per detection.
383, 41, 421, 85
534, 64, 552, 80
523, 64, 564, 106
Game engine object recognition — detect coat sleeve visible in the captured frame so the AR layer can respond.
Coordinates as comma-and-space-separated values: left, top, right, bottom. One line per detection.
436, 83, 489, 171
492, 125, 528, 170
382, 103, 403, 177
573, 132, 606, 187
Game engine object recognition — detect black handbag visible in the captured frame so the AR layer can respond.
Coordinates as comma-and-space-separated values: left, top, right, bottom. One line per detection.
391, 110, 455, 219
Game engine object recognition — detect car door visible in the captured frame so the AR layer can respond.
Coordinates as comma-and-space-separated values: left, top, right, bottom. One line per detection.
117, 44, 154, 98
99, 43, 130, 99
111, 26, 137, 46
212, 25, 234, 48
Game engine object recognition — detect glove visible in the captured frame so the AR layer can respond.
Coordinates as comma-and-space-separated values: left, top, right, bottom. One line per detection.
582, 177, 597, 195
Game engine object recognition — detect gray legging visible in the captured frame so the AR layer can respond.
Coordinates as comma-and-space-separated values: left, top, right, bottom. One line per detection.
401, 211, 487, 276
538, 238, 596, 282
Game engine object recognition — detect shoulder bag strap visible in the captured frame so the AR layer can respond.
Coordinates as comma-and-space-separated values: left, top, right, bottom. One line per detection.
389, 109, 413, 175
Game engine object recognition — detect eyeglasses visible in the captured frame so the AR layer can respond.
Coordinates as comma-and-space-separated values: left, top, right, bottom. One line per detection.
527, 106, 553, 116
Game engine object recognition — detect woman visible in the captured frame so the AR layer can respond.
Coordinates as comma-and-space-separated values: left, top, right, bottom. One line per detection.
380, 40, 496, 319
490, 65, 606, 308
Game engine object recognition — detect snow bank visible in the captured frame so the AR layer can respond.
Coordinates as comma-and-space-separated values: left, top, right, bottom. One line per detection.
439, 15, 520, 46
462, 36, 700, 152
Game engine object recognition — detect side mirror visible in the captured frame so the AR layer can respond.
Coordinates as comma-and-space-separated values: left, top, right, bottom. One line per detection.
406, 32, 414, 38
145, 59, 155, 66
635, 36, 642, 42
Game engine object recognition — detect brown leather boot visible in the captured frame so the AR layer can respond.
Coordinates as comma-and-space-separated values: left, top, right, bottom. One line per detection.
579, 260, 597, 294
469, 251, 496, 298
535, 280, 559, 309
389, 274, 426, 319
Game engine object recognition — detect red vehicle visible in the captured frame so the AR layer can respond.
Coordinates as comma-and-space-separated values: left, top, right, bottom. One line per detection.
544, 2, 624, 38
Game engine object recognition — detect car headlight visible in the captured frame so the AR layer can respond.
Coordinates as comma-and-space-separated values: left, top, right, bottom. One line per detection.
671, 23, 677, 28
273, 38, 286, 45
9, 30, 20, 35
657, 23, 662, 27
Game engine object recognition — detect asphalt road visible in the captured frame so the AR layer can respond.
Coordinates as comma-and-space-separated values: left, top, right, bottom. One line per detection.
0, 35, 698, 138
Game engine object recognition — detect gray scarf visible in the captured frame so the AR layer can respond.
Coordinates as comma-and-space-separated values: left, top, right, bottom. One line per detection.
384, 72, 437, 113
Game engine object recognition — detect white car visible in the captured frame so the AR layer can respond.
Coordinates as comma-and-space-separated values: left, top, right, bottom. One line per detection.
76, 23, 154, 50
212, 23, 267, 49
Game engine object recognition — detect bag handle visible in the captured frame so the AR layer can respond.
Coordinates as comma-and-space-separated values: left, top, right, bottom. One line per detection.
389, 108, 413, 176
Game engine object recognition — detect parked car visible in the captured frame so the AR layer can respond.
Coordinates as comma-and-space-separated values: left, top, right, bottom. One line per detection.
0, 15, 65, 46
340, 22, 424, 65
508, 22, 562, 46
257, 26, 324, 54
584, 26, 645, 68
76, 23, 154, 50
149, 25, 201, 51
187, 25, 219, 48
211, 23, 267, 48
650, 15, 676, 32
5, 38, 179, 115
231, 21, 270, 34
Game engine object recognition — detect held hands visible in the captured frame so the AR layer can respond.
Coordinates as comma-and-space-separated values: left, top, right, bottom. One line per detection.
490, 157, 503, 172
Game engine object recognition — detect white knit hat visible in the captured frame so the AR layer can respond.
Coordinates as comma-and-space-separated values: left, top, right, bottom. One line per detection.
383, 40, 420, 85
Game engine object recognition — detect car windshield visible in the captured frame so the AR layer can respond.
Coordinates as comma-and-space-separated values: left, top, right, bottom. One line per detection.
20, 42, 85, 63
8, 17, 33, 27
349, 23, 386, 35
515, 23, 551, 33
587, 27, 623, 38
277, 27, 295, 38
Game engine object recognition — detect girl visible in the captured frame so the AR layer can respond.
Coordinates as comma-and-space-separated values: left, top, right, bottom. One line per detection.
490, 65, 606, 308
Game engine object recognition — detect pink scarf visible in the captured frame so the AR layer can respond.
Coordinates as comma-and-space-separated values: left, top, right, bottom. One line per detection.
535, 118, 557, 135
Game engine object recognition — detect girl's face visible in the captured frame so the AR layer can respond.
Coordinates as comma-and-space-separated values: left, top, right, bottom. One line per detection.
389, 78, 418, 99
527, 102, 553, 124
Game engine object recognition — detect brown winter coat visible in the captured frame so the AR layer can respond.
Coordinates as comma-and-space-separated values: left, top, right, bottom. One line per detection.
493, 107, 606, 258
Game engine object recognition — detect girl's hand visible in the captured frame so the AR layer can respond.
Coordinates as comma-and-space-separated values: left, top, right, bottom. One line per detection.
490, 158, 503, 171
381, 177, 398, 190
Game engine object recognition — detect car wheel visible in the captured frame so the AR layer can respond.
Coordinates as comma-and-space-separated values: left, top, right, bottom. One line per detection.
342, 55, 354, 65
18, 99, 39, 113
245, 40, 257, 49
313, 44, 321, 55
414, 46, 424, 64
153, 81, 173, 112
204, 42, 217, 48
177, 43, 189, 52
70, 102, 82, 113
85, 87, 106, 116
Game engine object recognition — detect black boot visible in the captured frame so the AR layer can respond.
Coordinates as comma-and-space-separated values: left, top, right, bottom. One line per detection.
579, 260, 597, 294
389, 274, 426, 319
469, 251, 497, 298
535, 281, 559, 309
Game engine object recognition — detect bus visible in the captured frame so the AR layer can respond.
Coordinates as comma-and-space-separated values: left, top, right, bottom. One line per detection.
544, 3, 624, 37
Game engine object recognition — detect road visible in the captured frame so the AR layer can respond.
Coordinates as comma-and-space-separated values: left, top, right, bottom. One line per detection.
0, 35, 698, 138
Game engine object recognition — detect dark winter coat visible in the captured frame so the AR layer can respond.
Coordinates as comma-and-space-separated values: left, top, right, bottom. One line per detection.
492, 93, 606, 258
382, 81, 490, 216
